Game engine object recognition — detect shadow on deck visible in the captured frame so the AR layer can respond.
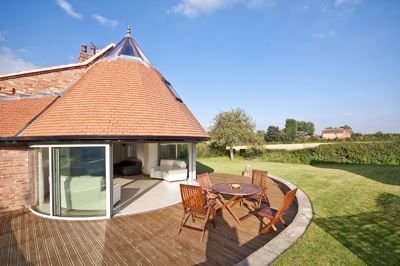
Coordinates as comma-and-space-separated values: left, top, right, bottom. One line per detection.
0, 173, 297, 265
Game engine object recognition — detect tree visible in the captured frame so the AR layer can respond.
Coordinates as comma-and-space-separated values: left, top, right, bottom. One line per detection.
210, 108, 256, 160
265, 126, 281, 142
283, 119, 297, 141
340, 125, 352, 130
297, 121, 315, 135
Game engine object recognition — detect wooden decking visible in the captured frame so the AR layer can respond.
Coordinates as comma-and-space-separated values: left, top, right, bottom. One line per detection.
0, 173, 298, 266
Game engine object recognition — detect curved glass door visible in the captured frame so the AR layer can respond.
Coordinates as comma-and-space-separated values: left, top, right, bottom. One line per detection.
30, 148, 50, 214
52, 146, 107, 217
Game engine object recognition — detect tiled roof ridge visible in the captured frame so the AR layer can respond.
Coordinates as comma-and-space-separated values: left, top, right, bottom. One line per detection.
0, 43, 115, 80
15, 62, 101, 136
15, 96, 60, 137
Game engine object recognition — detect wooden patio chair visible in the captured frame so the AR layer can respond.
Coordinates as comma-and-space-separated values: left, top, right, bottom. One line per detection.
178, 184, 219, 241
196, 173, 218, 200
241, 170, 269, 209
257, 188, 297, 235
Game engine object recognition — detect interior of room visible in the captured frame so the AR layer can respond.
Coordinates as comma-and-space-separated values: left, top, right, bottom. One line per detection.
111, 142, 189, 216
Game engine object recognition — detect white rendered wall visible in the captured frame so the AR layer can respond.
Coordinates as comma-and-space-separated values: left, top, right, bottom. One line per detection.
143, 143, 158, 175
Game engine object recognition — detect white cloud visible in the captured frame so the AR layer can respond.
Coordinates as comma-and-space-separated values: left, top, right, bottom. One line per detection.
169, 0, 274, 17
335, 0, 362, 7
92, 14, 119, 28
0, 47, 37, 74
246, 0, 275, 9
312, 30, 336, 39
169, 0, 233, 17
56, 0, 82, 20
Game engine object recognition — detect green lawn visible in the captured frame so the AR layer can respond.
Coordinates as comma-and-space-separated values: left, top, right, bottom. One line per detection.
197, 157, 400, 265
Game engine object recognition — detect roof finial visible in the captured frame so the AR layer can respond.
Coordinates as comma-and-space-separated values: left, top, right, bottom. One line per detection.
126, 25, 131, 36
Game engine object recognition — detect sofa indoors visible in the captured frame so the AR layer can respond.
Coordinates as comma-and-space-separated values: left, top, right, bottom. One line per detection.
150, 159, 187, 182
113, 159, 142, 176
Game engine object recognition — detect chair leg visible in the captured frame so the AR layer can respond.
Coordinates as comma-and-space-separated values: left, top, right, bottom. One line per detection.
178, 213, 190, 235
259, 218, 277, 235
259, 222, 273, 235
279, 216, 286, 225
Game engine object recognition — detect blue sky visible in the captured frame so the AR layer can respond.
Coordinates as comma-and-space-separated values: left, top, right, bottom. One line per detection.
1, 0, 399, 134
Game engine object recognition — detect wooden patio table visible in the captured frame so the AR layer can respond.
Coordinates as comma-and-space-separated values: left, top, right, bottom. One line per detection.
212, 182, 261, 226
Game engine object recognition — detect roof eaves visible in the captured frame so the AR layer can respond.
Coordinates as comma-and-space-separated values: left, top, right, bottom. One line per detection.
0, 135, 210, 144
0, 43, 115, 80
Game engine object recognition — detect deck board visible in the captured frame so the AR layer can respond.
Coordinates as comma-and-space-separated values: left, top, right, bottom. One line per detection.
0, 173, 297, 265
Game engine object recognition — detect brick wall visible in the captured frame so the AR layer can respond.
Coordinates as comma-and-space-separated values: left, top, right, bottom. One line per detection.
0, 67, 87, 96
0, 145, 30, 213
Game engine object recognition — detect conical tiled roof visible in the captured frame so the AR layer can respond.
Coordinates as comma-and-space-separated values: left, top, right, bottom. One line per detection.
20, 32, 208, 141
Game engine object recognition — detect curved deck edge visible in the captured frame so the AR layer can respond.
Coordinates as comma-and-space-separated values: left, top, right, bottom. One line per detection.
236, 175, 313, 266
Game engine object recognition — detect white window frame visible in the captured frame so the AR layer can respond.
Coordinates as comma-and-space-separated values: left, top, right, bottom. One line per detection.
127, 144, 137, 158
29, 144, 111, 220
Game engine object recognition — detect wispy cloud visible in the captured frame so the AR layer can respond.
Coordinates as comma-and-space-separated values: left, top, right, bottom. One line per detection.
246, 0, 275, 9
0, 47, 37, 74
92, 14, 119, 27
335, 0, 363, 7
56, 0, 82, 20
312, 30, 336, 39
169, 0, 233, 17
169, 0, 275, 17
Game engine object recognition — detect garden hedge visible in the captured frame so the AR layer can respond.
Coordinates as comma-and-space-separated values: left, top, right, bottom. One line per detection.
244, 142, 400, 165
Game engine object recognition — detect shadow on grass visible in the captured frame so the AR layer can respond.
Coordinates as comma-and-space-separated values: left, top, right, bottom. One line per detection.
311, 160, 400, 185
196, 161, 214, 174
314, 193, 400, 265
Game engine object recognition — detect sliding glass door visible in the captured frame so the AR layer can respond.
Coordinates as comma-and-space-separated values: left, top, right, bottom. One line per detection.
30, 147, 50, 214
30, 144, 111, 219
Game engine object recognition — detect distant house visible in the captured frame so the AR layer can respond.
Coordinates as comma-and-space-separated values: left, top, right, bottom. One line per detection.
322, 128, 352, 139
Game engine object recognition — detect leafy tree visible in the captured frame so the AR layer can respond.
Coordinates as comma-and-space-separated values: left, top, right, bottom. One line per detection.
209, 108, 256, 160
265, 126, 281, 142
283, 119, 298, 141
297, 121, 315, 135
340, 124, 352, 130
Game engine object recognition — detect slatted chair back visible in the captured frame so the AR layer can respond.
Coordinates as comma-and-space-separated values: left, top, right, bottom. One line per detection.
252, 170, 268, 191
197, 173, 212, 191
258, 188, 297, 235
180, 184, 206, 215
276, 188, 297, 218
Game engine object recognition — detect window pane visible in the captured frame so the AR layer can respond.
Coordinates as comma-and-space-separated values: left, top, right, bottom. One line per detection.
52, 147, 106, 217
177, 144, 188, 160
30, 148, 50, 214
159, 144, 177, 160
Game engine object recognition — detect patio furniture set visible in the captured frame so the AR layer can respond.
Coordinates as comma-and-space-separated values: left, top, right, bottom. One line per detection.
178, 170, 298, 241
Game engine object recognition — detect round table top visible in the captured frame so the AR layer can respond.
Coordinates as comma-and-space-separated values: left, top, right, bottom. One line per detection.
212, 183, 261, 196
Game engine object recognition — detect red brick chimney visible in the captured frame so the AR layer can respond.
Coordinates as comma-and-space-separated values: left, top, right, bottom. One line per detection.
90, 44, 96, 56
78, 43, 90, 63
81, 43, 87, 53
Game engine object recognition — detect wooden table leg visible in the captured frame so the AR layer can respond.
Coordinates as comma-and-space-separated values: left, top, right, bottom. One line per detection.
217, 194, 243, 226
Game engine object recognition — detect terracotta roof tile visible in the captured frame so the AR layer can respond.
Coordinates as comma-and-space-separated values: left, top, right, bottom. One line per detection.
21, 60, 208, 139
0, 96, 57, 137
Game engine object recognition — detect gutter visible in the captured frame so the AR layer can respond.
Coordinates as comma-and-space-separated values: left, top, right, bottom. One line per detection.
0, 135, 210, 144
